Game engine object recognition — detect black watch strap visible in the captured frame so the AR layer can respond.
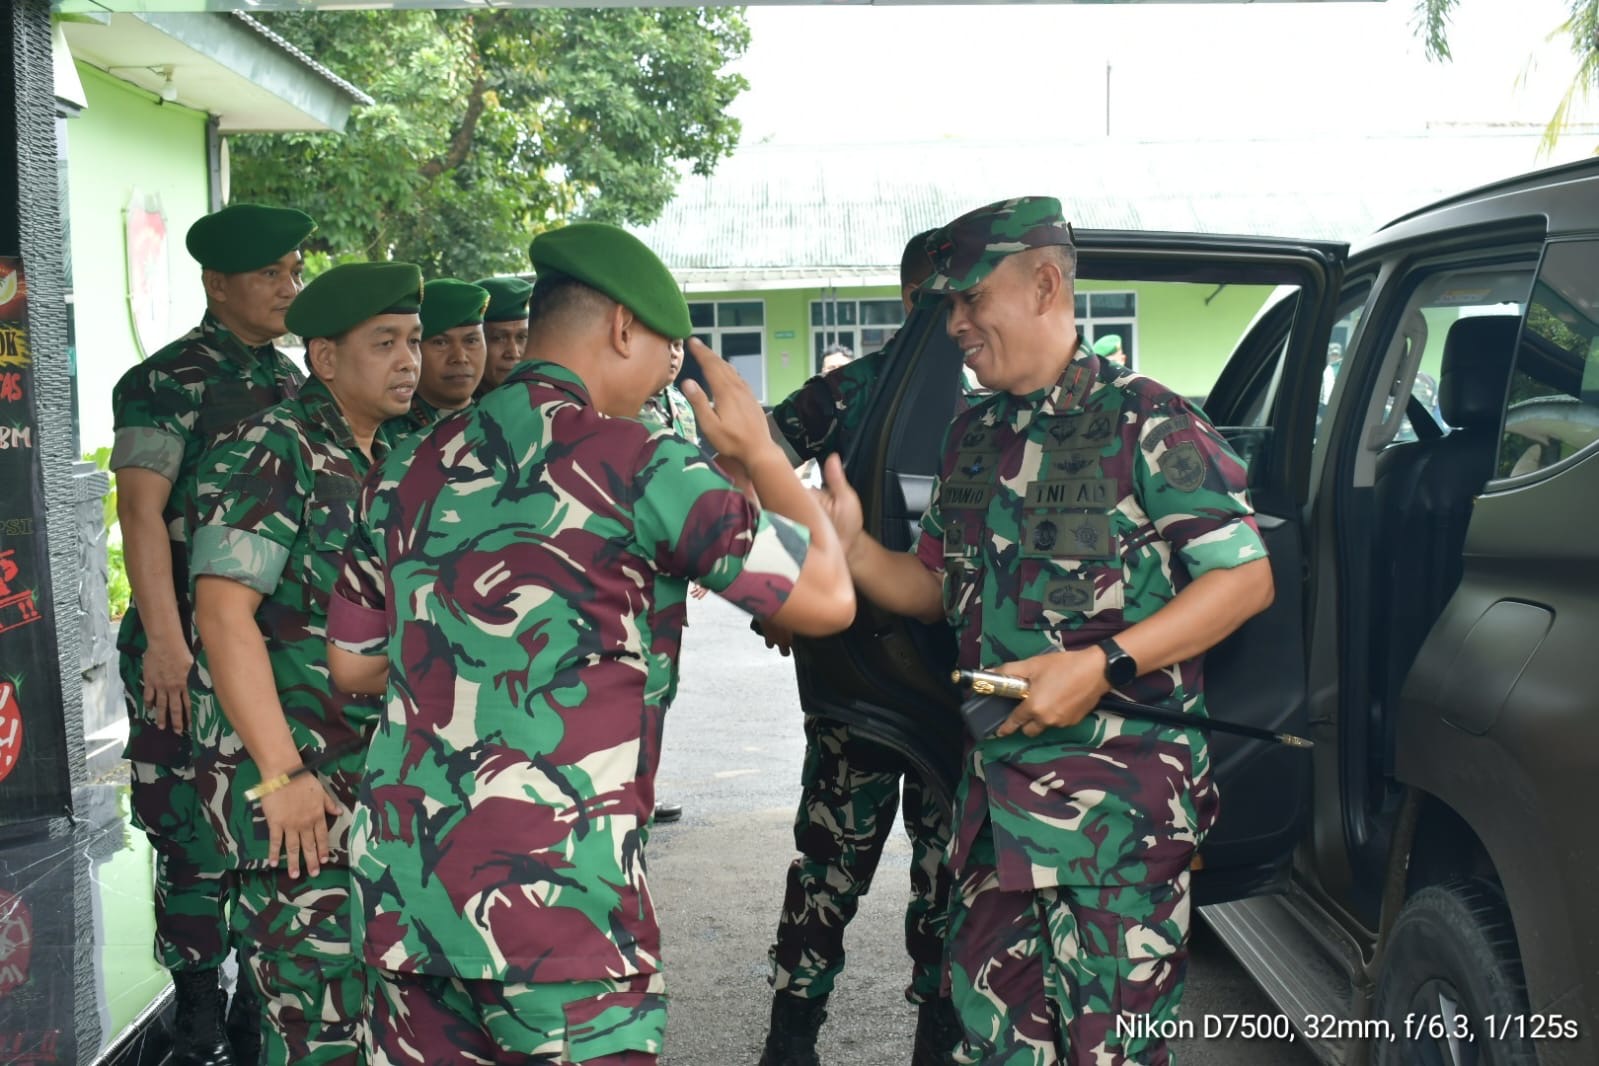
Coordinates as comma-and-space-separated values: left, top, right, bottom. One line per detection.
1097, 637, 1138, 687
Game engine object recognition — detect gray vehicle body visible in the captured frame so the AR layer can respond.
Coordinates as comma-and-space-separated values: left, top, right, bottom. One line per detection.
785, 157, 1599, 1065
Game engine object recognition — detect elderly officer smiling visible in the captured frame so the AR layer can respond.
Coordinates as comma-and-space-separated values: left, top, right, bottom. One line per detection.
817, 196, 1275, 1065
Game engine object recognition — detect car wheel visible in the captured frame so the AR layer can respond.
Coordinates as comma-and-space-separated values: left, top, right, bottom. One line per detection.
1371, 879, 1537, 1066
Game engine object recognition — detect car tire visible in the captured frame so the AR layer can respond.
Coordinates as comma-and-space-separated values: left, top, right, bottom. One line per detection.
1371, 879, 1537, 1066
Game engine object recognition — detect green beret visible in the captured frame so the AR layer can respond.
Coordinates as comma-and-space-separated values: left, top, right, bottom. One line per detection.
528, 223, 691, 340
186, 203, 315, 274
1092, 334, 1123, 357
420, 278, 491, 339
474, 276, 534, 323
285, 261, 423, 340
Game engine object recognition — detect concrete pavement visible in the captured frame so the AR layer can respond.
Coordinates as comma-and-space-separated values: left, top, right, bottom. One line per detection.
647, 595, 1316, 1065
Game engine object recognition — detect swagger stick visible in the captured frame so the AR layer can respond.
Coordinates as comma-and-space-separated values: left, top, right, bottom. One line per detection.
952, 669, 1314, 749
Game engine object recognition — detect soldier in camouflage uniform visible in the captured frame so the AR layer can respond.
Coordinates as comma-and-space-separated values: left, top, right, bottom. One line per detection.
110, 202, 315, 1066
757, 230, 965, 1066
637, 339, 699, 826
324, 222, 856, 1066
474, 275, 534, 396
189, 261, 427, 1066
636, 343, 698, 442
395, 278, 489, 435
819, 198, 1275, 1065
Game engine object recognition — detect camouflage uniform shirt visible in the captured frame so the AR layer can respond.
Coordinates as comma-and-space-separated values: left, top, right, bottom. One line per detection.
637, 383, 698, 443
915, 350, 1266, 891
328, 359, 811, 984
392, 393, 454, 438
110, 314, 303, 718
187, 378, 384, 868
769, 338, 898, 464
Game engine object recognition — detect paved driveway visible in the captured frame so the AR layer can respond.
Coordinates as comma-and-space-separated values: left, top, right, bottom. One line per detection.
649, 595, 1316, 1065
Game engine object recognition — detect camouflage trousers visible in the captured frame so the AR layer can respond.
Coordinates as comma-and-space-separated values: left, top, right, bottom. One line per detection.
366, 968, 668, 1065
768, 716, 954, 1004
234, 865, 367, 1066
121, 647, 232, 972
945, 828, 1193, 1066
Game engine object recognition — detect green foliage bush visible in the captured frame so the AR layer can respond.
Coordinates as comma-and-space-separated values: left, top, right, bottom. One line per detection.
85, 447, 128, 620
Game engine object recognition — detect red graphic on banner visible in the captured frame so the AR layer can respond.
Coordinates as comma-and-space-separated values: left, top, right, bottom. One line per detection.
0, 683, 19, 787
0, 888, 31, 997
0, 553, 39, 637
0, 374, 19, 403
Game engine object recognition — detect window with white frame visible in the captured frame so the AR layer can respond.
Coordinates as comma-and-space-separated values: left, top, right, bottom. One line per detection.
689, 299, 766, 400
810, 297, 905, 374
1075, 291, 1138, 367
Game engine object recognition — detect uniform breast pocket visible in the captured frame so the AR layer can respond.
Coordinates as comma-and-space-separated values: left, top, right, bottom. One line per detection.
305, 474, 360, 591
198, 403, 260, 439
199, 381, 272, 438
941, 512, 984, 625
1016, 506, 1124, 631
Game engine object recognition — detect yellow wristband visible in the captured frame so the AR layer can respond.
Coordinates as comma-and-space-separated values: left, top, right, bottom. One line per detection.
245, 766, 305, 804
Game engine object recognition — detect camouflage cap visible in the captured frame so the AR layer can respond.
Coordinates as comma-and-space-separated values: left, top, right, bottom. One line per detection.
529, 222, 692, 340
284, 261, 423, 340
186, 203, 316, 274
1092, 334, 1123, 356
420, 278, 491, 339
474, 276, 535, 322
920, 196, 1073, 294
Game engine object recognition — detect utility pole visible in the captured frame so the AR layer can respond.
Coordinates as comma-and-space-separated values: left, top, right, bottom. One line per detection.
1105, 62, 1112, 137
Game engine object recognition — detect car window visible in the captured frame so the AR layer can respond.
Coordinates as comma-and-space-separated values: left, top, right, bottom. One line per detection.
1315, 288, 1369, 447
1363, 264, 1533, 453
1495, 239, 1599, 479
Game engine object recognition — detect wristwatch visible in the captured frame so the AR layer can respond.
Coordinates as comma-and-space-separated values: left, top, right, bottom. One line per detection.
1097, 637, 1138, 687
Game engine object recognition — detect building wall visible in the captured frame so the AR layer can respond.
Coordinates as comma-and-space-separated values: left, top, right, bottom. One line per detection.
690, 279, 1275, 406
67, 63, 210, 454
1126, 280, 1279, 399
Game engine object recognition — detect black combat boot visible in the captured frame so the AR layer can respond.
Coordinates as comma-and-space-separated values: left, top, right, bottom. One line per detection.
225, 968, 262, 1066
757, 992, 828, 1066
909, 996, 962, 1066
170, 968, 235, 1066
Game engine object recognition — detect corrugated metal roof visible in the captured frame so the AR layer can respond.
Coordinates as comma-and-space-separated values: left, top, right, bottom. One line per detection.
231, 13, 374, 106
637, 131, 1597, 278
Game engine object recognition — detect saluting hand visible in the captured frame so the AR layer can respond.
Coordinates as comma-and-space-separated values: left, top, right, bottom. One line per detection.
680, 339, 782, 469
261, 771, 342, 879
991, 647, 1112, 738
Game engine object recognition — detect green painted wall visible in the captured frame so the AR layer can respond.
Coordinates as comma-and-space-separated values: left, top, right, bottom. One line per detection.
98, 787, 170, 1040
1116, 280, 1280, 399
692, 279, 1275, 406
67, 64, 211, 453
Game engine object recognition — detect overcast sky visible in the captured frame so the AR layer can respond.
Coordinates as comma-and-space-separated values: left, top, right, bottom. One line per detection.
729, 0, 1598, 148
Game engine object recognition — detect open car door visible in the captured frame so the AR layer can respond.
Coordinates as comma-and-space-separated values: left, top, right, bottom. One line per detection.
786, 230, 1346, 906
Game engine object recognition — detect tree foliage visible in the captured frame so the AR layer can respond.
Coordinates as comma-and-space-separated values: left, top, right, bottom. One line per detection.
1416, 0, 1599, 153
230, 9, 750, 278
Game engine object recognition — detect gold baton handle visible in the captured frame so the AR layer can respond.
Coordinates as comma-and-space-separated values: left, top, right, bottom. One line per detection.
951, 669, 1030, 700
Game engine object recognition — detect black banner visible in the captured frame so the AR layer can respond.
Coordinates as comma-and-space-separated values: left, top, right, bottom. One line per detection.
0, 825, 83, 1065
0, 257, 71, 823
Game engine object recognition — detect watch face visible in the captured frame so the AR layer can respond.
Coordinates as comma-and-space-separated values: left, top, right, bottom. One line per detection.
1101, 640, 1137, 686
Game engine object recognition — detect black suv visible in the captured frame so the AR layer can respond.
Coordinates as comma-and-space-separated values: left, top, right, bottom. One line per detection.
787, 157, 1599, 1066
